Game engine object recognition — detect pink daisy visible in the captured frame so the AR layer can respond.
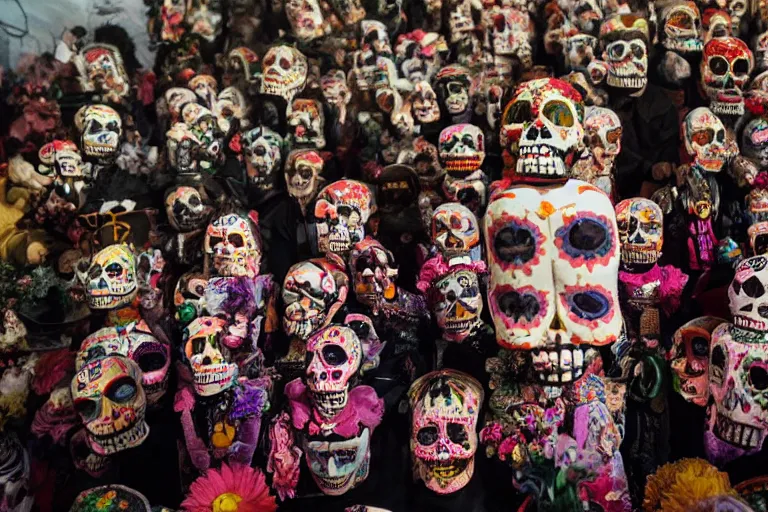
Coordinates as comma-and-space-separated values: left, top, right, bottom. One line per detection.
181, 463, 278, 512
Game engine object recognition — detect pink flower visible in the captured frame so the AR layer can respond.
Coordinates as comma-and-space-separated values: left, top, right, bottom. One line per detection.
181, 463, 278, 512
498, 436, 518, 458
480, 423, 503, 445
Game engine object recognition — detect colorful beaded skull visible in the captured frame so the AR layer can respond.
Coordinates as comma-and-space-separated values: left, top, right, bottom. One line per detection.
86, 244, 137, 310
182, 316, 237, 396
314, 180, 375, 256
615, 198, 663, 265
500, 78, 584, 181
431, 203, 481, 263
599, 15, 650, 94
71, 355, 149, 455
409, 370, 483, 494
76, 105, 122, 162
438, 124, 485, 178
683, 107, 738, 172
670, 316, 726, 406
701, 36, 754, 116
204, 213, 262, 278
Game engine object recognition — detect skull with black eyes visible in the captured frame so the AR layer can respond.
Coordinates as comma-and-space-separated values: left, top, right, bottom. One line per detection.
435, 65, 472, 122
701, 36, 754, 116
204, 213, 262, 278
286, 149, 325, 215
660, 1, 703, 54
431, 203, 481, 264
349, 238, 398, 312
483, 180, 621, 385
438, 124, 485, 179
241, 126, 284, 191
260, 45, 308, 104
86, 245, 137, 311
411, 81, 441, 125
683, 107, 738, 173
615, 198, 663, 266
76, 105, 123, 163
599, 15, 650, 95
165, 185, 211, 233
288, 99, 326, 149
182, 316, 237, 396
670, 316, 725, 407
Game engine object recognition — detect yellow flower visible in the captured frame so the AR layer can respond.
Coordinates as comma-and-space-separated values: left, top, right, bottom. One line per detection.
96, 497, 111, 510
643, 458, 735, 512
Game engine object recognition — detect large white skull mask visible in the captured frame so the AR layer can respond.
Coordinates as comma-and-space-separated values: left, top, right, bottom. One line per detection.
259, 45, 308, 104
501, 78, 585, 181
483, 180, 621, 384
85, 245, 137, 310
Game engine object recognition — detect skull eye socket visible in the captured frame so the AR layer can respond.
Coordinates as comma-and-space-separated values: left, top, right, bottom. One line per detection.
494, 225, 536, 264
74, 399, 98, 420
136, 350, 168, 373
88, 121, 104, 135
447, 423, 468, 445
709, 56, 729, 76
711, 345, 727, 386
106, 376, 137, 403
606, 127, 622, 145
631, 43, 645, 59
733, 57, 750, 75
88, 264, 103, 280
321, 345, 348, 366
691, 129, 714, 146
749, 364, 768, 391
566, 290, 610, 320
565, 218, 609, 253
691, 336, 709, 357
497, 290, 541, 322
607, 42, 626, 59
228, 233, 245, 248
417, 425, 439, 446
208, 236, 223, 248
188, 195, 201, 207
280, 58, 291, 70
105, 263, 123, 277
506, 100, 532, 124
542, 100, 574, 127
733, 275, 766, 298
264, 55, 275, 67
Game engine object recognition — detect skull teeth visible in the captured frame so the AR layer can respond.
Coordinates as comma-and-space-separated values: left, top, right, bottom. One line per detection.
606, 75, 647, 89
516, 148, 567, 178
711, 102, 745, 116
531, 345, 585, 385
734, 316, 767, 331
714, 413, 763, 449
89, 419, 149, 455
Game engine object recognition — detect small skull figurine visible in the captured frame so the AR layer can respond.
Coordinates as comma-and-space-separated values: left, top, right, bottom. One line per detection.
260, 45, 308, 105
314, 180, 375, 257
348, 237, 399, 311
85, 244, 138, 311
599, 15, 650, 95
285, 149, 325, 215
182, 316, 238, 396
564, 34, 599, 70
71, 355, 149, 455
241, 126, 285, 191
701, 36, 754, 116
438, 124, 485, 179
431, 203, 482, 264
660, 1, 703, 54
682, 107, 738, 173
75, 105, 123, 163
741, 117, 768, 168
615, 198, 663, 266
408, 369, 483, 494
434, 65, 472, 122
165, 185, 212, 233
282, 256, 349, 341
411, 81, 441, 125
707, 256, 768, 461
305, 324, 364, 420
285, 0, 330, 41
204, 213, 262, 278
288, 99, 326, 149
75, 43, 130, 100
670, 316, 726, 407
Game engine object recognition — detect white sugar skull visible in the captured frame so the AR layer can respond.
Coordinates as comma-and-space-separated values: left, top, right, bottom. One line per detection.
431, 268, 484, 342
615, 198, 663, 265
500, 78, 584, 180
76, 324, 171, 405
490, 7, 533, 68
431, 203, 481, 263
260, 45, 308, 104
314, 180, 375, 256
86, 245, 137, 310
483, 181, 621, 384
600, 15, 650, 93
285, 0, 329, 42
409, 370, 483, 494
305, 428, 371, 496
288, 99, 326, 149
741, 117, 768, 168
683, 107, 738, 173
204, 213, 261, 278
438, 124, 485, 179
701, 36, 754, 116
411, 81, 441, 124
671, 316, 725, 407
660, 1, 703, 54
76, 105, 122, 162
282, 257, 349, 340
242, 126, 284, 191
183, 316, 238, 396
305, 324, 364, 420
71, 355, 149, 455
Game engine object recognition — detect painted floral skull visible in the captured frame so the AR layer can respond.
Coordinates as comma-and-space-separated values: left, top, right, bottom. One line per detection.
314, 180, 375, 256
615, 198, 663, 265
260, 45, 308, 105
305, 324, 364, 420
599, 15, 650, 94
701, 36, 754, 116
183, 316, 237, 396
431, 203, 481, 263
660, 1, 703, 54
584, 106, 622, 170
409, 369, 483, 494
282, 257, 349, 340
76, 43, 130, 99
438, 124, 485, 178
76, 105, 122, 162
71, 355, 149, 455
241, 126, 284, 191
483, 181, 621, 384
86, 245, 137, 310
683, 107, 738, 172
348, 238, 398, 310
204, 213, 261, 278
500, 78, 584, 180
670, 316, 725, 406
288, 99, 326, 149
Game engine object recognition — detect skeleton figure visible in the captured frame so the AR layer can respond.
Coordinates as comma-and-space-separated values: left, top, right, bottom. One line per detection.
285, 149, 326, 215
75, 105, 123, 163
288, 99, 326, 149
241, 126, 284, 192
285, 0, 330, 41
571, 106, 622, 200
660, 1, 703, 54
314, 180, 375, 257
204, 213, 262, 278
434, 65, 472, 123
75, 43, 130, 100
682, 107, 738, 173
71, 355, 149, 455
260, 45, 308, 106
599, 15, 650, 96
85, 244, 138, 311
182, 316, 237, 396
706, 256, 768, 463
409, 370, 483, 494
700, 36, 754, 116
670, 316, 726, 406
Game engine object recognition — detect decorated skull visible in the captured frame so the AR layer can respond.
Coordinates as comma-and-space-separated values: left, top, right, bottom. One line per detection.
71, 355, 149, 455
215, 86, 250, 127
182, 316, 237, 396
741, 117, 768, 168
683, 107, 738, 172
260, 45, 308, 105
435, 65, 472, 120
285, 0, 329, 41
223, 47, 260, 90
438, 124, 485, 178
282, 256, 349, 340
165, 185, 211, 233
599, 15, 650, 94
165, 122, 201, 175
490, 7, 533, 66
181, 103, 225, 172
86, 244, 137, 310
755, 32, 768, 71
76, 324, 171, 405
288, 99, 326, 149
500, 78, 584, 180
285, 149, 324, 212
409, 370, 483, 494
394, 31, 447, 84
76, 43, 130, 99
727, 0, 747, 33
431, 203, 481, 263
164, 87, 198, 123
304, 427, 372, 496
483, 181, 621, 384
76, 105, 122, 162
314, 180, 375, 256
660, 1, 703, 54
411, 81, 441, 125
583, 106, 622, 170
188, 74, 219, 110
204, 212, 262, 278
670, 316, 726, 406
305, 324, 364, 420
429, 266, 485, 343
320, 70, 352, 121
615, 198, 663, 266
564, 34, 599, 70
701, 36, 754, 116
241, 126, 284, 191
348, 238, 398, 311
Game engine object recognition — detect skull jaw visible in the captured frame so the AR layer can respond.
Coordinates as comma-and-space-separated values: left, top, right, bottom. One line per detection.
309, 389, 350, 421
306, 427, 371, 496
191, 363, 238, 396
88, 419, 149, 456
416, 456, 473, 494
531, 340, 586, 385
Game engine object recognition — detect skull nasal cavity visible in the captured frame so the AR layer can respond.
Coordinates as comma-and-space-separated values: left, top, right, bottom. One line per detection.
568, 219, 608, 251
498, 291, 540, 321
